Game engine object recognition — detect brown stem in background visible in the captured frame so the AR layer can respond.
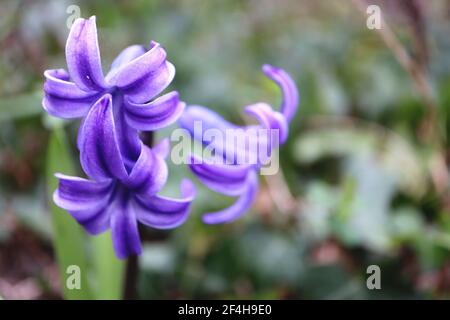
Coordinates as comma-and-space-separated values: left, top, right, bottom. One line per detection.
123, 254, 138, 299
399, 0, 429, 68
122, 131, 153, 300
263, 171, 300, 215
352, 0, 448, 193
352, 0, 436, 121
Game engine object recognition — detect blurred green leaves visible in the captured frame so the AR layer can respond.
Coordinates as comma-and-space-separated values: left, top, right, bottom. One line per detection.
46, 128, 124, 299
46, 128, 92, 299
295, 124, 430, 251
294, 124, 428, 198
0, 91, 42, 122
91, 232, 125, 300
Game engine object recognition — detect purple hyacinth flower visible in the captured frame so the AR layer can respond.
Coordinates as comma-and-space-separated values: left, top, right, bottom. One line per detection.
43, 16, 195, 259
178, 65, 298, 224
43, 16, 184, 132
53, 95, 195, 259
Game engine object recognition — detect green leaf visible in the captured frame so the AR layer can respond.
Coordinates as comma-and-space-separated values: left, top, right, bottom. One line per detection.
46, 128, 92, 299
0, 91, 43, 121
294, 125, 427, 198
91, 232, 125, 299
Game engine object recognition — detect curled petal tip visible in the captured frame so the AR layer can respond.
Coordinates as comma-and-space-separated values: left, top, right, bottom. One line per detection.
180, 178, 196, 199
262, 64, 279, 74
122, 60, 175, 103
66, 15, 107, 91
54, 172, 68, 180
188, 156, 252, 197
43, 68, 100, 119
107, 42, 167, 88
97, 92, 112, 104
149, 40, 160, 49
244, 102, 289, 144
262, 64, 299, 123
125, 91, 185, 131
201, 170, 258, 224
134, 178, 196, 230
108, 44, 147, 73
153, 138, 171, 159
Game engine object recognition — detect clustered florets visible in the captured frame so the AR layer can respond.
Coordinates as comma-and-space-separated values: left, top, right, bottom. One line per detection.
43, 16, 299, 258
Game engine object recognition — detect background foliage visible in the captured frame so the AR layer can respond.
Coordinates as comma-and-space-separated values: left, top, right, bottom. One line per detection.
1, 0, 450, 299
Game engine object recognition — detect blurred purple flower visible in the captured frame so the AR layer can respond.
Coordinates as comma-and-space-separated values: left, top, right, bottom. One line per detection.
43, 16, 194, 259
178, 65, 298, 224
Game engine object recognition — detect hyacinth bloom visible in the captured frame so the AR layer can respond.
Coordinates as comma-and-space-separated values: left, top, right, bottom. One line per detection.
43, 16, 194, 259
43, 16, 185, 135
53, 96, 195, 259
178, 65, 299, 224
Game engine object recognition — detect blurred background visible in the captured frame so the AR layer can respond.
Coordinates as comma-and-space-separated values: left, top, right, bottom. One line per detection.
1, 0, 450, 299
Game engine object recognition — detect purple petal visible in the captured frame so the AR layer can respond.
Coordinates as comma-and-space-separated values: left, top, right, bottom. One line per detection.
110, 189, 142, 259
245, 102, 288, 144
109, 45, 146, 72
67, 205, 111, 235
262, 64, 299, 123
122, 61, 176, 104
106, 41, 166, 88
65, 16, 108, 91
53, 173, 113, 235
43, 69, 100, 118
202, 170, 258, 224
179, 105, 245, 162
124, 91, 185, 131
178, 105, 238, 138
188, 155, 252, 196
112, 97, 141, 166
122, 143, 168, 197
78, 94, 128, 180
135, 179, 195, 229
53, 173, 113, 210
152, 138, 170, 160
